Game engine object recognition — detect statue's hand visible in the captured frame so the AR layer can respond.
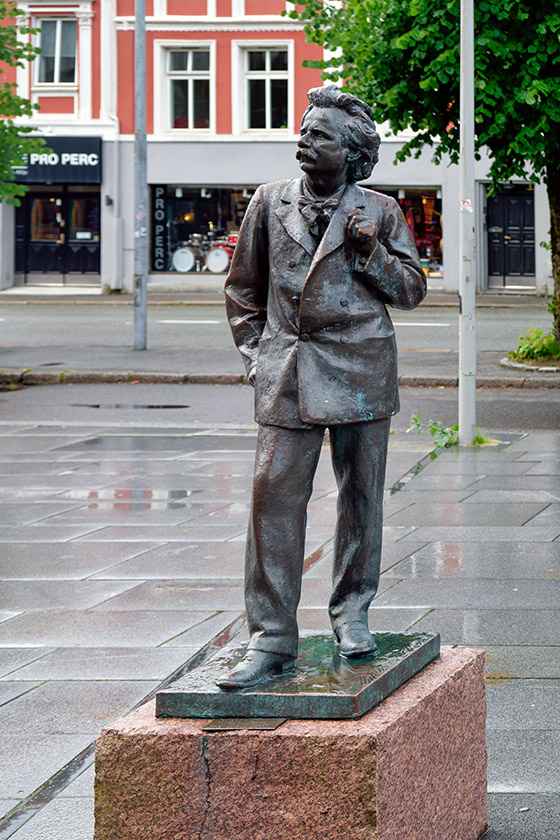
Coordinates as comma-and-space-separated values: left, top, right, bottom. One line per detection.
347, 210, 377, 258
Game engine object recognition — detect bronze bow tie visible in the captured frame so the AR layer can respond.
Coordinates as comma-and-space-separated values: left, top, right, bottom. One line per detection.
298, 195, 339, 240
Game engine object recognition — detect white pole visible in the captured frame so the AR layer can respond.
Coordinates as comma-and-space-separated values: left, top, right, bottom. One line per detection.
133, 0, 148, 350
458, 0, 476, 443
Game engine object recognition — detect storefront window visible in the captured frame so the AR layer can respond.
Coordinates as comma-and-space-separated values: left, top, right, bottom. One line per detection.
371, 187, 443, 276
151, 185, 256, 273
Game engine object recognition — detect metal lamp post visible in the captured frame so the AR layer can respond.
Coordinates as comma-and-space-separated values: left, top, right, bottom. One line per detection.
133, 0, 148, 350
458, 0, 477, 443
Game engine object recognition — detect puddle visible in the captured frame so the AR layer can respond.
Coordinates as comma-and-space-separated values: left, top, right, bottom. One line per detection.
72, 404, 190, 409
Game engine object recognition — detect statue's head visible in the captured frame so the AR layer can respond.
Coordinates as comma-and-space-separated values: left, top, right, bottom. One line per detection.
299, 85, 381, 183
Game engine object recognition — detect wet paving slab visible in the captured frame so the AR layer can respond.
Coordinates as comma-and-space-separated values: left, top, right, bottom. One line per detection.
90, 541, 246, 580
0, 542, 164, 580
381, 541, 560, 580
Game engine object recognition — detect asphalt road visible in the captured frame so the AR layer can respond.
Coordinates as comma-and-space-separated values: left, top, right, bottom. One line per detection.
0, 302, 554, 381
1, 383, 559, 434
1, 301, 552, 351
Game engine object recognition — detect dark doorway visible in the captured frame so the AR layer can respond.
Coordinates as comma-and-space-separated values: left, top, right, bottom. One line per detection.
486, 186, 535, 288
15, 186, 100, 284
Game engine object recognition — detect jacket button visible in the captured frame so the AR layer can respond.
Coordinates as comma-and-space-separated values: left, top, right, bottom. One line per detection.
300, 332, 310, 342
288, 259, 297, 270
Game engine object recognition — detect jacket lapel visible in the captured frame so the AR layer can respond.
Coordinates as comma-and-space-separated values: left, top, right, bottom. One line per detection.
275, 178, 316, 257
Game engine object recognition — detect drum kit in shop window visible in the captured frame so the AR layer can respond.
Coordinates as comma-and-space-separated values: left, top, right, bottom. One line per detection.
171, 230, 239, 274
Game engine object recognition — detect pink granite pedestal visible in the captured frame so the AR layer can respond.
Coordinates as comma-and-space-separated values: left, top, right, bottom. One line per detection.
95, 648, 487, 840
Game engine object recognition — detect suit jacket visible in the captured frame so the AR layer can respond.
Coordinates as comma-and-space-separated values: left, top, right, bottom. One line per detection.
225, 177, 426, 428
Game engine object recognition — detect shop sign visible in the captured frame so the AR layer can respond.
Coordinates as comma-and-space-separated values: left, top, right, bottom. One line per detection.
12, 137, 102, 184
151, 185, 167, 271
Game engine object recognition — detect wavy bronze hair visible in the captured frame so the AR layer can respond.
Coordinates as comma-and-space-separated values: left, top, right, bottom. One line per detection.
302, 85, 381, 182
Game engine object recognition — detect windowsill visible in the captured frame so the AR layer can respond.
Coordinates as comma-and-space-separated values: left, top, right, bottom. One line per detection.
149, 132, 299, 142
32, 84, 79, 93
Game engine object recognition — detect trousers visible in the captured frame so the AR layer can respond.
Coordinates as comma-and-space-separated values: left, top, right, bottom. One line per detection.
244, 418, 391, 659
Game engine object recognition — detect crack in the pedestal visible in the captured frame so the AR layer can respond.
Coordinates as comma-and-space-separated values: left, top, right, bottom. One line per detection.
197, 734, 212, 840
251, 738, 261, 783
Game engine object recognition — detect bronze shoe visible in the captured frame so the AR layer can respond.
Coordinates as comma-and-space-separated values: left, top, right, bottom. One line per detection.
216, 650, 295, 690
335, 622, 378, 658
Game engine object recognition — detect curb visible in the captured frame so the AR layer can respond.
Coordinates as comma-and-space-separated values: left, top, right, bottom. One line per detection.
0, 369, 247, 386
499, 356, 560, 373
1, 369, 559, 389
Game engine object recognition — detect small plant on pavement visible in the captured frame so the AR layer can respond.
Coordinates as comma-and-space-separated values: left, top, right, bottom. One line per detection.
408, 413, 459, 448
408, 414, 500, 448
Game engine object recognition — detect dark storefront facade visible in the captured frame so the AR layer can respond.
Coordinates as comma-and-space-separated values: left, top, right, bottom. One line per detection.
13, 137, 102, 284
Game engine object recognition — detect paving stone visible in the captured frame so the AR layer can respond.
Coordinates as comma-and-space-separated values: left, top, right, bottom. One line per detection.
421, 459, 532, 475
486, 680, 560, 730
188, 501, 251, 527
412, 609, 560, 646
523, 503, 560, 526
0, 733, 93, 799
385, 489, 479, 503
160, 611, 244, 647
0, 438, 75, 454
92, 581, 246, 612
0, 502, 84, 526
485, 793, 560, 840
374, 579, 560, 609
524, 461, 560, 476
487, 731, 560, 793
0, 542, 165, 580
0, 648, 54, 677
385, 501, 548, 527
74, 523, 246, 542
0, 609, 220, 648
469, 475, 560, 492
5, 647, 199, 681
463, 489, 560, 503
391, 474, 484, 491
383, 541, 560, 580
0, 681, 43, 706
39, 500, 228, 527
0, 680, 159, 735
91, 541, 246, 580
0, 580, 137, 611
186, 461, 258, 477
399, 525, 560, 542
0, 526, 104, 542
2, 795, 94, 839
482, 646, 560, 679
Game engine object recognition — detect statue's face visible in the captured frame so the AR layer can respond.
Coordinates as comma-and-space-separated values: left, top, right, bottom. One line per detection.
296, 107, 350, 181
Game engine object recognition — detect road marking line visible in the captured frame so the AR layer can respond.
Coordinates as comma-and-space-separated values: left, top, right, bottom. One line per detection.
158, 319, 223, 324
393, 322, 450, 327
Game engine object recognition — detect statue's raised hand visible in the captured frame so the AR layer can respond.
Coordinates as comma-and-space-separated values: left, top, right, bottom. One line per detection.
347, 209, 377, 258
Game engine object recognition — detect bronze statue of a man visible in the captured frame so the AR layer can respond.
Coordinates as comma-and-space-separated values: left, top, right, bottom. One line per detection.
220, 85, 425, 689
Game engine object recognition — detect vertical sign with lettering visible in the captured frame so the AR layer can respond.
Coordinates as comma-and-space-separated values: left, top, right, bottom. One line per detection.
151, 185, 168, 271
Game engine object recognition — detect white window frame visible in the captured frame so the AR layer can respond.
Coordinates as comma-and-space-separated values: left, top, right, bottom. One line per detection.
34, 17, 78, 87
153, 40, 216, 136
231, 40, 294, 135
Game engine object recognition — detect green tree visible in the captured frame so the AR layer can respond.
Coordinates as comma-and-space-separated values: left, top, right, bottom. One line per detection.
0, 0, 45, 204
286, 0, 560, 339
